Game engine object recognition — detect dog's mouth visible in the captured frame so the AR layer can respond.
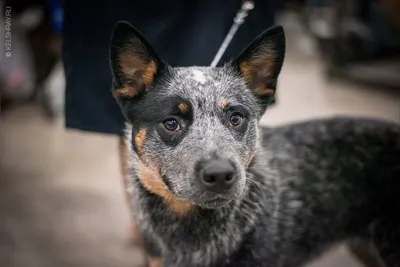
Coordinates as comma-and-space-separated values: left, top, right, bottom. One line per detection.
206, 196, 232, 205
195, 196, 234, 209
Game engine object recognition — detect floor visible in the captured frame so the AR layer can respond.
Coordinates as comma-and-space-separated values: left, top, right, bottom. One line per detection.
1, 30, 400, 267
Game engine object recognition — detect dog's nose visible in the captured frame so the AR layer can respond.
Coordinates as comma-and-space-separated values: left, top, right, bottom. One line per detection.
200, 160, 236, 193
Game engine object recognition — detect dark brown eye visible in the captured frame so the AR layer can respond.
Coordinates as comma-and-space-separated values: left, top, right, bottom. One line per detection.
230, 112, 243, 126
163, 118, 181, 131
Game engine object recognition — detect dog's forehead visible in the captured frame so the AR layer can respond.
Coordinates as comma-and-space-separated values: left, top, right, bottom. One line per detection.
175, 66, 225, 82
155, 66, 259, 116
190, 68, 208, 85
166, 66, 243, 99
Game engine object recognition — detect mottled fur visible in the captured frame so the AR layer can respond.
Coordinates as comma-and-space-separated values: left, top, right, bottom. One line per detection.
110, 21, 400, 267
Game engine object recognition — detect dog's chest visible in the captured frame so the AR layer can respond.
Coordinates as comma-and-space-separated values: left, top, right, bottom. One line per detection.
132, 198, 249, 266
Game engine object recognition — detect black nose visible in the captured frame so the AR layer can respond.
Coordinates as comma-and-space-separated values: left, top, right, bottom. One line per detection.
200, 160, 236, 193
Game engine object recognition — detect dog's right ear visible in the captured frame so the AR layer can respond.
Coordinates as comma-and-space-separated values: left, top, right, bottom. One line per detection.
110, 21, 163, 101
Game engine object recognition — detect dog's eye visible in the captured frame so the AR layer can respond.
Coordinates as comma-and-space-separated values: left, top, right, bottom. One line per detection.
163, 118, 181, 131
230, 112, 243, 126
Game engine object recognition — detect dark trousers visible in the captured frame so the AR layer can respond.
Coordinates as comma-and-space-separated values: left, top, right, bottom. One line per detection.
63, 0, 277, 135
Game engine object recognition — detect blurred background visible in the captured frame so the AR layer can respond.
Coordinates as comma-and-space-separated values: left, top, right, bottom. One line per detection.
0, 0, 399, 267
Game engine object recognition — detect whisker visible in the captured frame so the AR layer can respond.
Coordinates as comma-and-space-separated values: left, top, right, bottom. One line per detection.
246, 175, 266, 200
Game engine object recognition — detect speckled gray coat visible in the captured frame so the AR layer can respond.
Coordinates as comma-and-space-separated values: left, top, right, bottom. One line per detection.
109, 21, 400, 267
126, 117, 400, 267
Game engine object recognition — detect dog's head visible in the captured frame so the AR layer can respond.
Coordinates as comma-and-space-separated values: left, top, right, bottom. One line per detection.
110, 22, 285, 213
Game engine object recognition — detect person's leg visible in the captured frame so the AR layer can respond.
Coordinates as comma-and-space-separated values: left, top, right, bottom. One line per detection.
62, 1, 125, 136
62, 0, 136, 247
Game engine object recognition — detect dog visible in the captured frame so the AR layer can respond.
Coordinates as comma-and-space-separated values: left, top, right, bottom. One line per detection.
109, 21, 400, 267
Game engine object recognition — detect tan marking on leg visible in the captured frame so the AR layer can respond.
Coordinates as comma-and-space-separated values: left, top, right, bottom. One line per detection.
147, 256, 163, 267
119, 137, 130, 197
119, 138, 142, 245
129, 219, 144, 245
135, 128, 147, 152
120, 137, 136, 238
177, 103, 189, 113
137, 161, 192, 216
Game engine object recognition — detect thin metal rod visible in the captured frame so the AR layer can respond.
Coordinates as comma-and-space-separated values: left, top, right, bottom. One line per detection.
210, 1, 254, 67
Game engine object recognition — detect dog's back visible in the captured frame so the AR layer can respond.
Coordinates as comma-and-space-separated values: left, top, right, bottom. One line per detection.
244, 117, 400, 267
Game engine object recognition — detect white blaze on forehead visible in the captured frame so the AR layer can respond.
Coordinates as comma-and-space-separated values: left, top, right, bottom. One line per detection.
192, 69, 207, 85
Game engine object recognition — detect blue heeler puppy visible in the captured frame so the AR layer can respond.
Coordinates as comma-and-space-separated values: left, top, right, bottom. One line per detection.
109, 21, 400, 267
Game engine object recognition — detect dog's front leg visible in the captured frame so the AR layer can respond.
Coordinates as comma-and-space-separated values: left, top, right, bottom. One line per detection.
145, 255, 163, 267
140, 233, 163, 267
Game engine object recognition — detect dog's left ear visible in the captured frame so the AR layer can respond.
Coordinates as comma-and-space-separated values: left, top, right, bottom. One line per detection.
110, 21, 164, 101
232, 26, 285, 103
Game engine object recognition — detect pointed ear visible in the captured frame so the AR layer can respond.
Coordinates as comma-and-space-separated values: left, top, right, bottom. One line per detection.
232, 26, 285, 102
110, 21, 163, 101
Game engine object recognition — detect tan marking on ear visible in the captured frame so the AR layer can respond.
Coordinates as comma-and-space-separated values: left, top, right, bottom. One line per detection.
240, 62, 254, 85
219, 99, 229, 110
119, 52, 145, 76
135, 128, 147, 151
142, 60, 157, 86
120, 55, 156, 85
239, 56, 276, 97
116, 50, 157, 97
147, 256, 162, 267
253, 85, 275, 96
178, 103, 189, 113
115, 87, 136, 98
137, 161, 192, 216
